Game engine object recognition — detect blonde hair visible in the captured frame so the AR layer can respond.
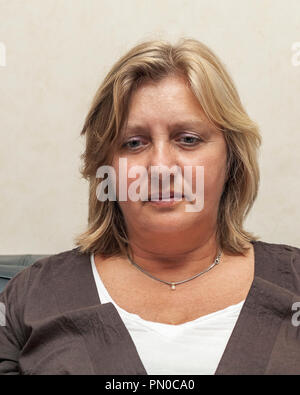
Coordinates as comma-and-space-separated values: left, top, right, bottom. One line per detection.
74, 37, 261, 257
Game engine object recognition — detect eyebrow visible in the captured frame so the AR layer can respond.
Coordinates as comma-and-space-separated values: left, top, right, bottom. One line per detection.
123, 120, 209, 135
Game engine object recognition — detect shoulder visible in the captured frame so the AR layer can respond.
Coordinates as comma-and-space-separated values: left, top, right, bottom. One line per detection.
25, 247, 92, 294
28, 247, 89, 275
13, 248, 85, 281
254, 239, 300, 257
1, 247, 97, 323
0, 247, 91, 302
0, 248, 96, 358
253, 240, 300, 292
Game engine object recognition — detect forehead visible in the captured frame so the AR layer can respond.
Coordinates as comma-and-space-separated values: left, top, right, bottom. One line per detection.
128, 74, 198, 110
123, 119, 212, 136
122, 75, 215, 134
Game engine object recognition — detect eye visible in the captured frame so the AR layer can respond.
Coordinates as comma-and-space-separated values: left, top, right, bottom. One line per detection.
177, 134, 203, 146
122, 137, 146, 151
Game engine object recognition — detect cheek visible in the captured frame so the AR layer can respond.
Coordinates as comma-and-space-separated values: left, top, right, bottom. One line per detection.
202, 156, 227, 202
118, 200, 132, 216
184, 147, 226, 191
114, 168, 145, 202
112, 158, 141, 196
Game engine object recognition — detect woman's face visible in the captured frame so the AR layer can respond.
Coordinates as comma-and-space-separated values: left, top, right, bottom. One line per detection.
111, 74, 228, 235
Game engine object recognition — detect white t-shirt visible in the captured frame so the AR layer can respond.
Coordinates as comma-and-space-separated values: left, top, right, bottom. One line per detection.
91, 253, 244, 375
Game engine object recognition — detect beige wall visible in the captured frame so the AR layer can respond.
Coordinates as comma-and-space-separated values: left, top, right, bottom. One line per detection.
0, 0, 299, 254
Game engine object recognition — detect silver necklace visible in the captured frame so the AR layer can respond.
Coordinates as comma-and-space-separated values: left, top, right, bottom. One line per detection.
126, 250, 222, 290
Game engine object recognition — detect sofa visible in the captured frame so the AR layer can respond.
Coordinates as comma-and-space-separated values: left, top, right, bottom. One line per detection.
0, 254, 50, 293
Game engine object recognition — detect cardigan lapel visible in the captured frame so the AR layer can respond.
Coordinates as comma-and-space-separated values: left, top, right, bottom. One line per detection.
51, 247, 148, 375
215, 240, 299, 375
214, 275, 295, 374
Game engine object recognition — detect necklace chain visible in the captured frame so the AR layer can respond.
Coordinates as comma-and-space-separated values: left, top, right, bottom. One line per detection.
126, 250, 222, 290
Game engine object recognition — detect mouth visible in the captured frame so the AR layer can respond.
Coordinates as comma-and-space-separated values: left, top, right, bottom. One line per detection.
146, 191, 184, 207
147, 191, 183, 201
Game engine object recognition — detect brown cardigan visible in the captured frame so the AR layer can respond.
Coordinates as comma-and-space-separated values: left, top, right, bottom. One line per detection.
0, 240, 300, 375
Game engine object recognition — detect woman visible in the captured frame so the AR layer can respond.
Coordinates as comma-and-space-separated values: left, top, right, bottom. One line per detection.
1, 38, 300, 375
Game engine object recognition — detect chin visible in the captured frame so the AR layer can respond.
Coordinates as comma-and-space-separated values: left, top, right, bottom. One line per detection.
141, 215, 193, 231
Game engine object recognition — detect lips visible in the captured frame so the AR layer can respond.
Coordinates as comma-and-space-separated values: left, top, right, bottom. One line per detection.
148, 191, 183, 200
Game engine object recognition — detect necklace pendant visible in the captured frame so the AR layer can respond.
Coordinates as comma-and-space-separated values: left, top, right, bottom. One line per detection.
171, 283, 176, 290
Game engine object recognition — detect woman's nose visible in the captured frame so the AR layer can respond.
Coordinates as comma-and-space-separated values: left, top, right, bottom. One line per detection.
148, 140, 176, 169
147, 141, 179, 190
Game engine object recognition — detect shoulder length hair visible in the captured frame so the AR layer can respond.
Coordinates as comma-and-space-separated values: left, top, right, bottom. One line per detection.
74, 37, 261, 257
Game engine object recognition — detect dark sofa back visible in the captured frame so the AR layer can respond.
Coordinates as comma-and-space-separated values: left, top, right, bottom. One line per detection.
0, 255, 50, 293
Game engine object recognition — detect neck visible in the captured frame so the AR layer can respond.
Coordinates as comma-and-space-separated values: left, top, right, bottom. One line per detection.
126, 229, 221, 280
